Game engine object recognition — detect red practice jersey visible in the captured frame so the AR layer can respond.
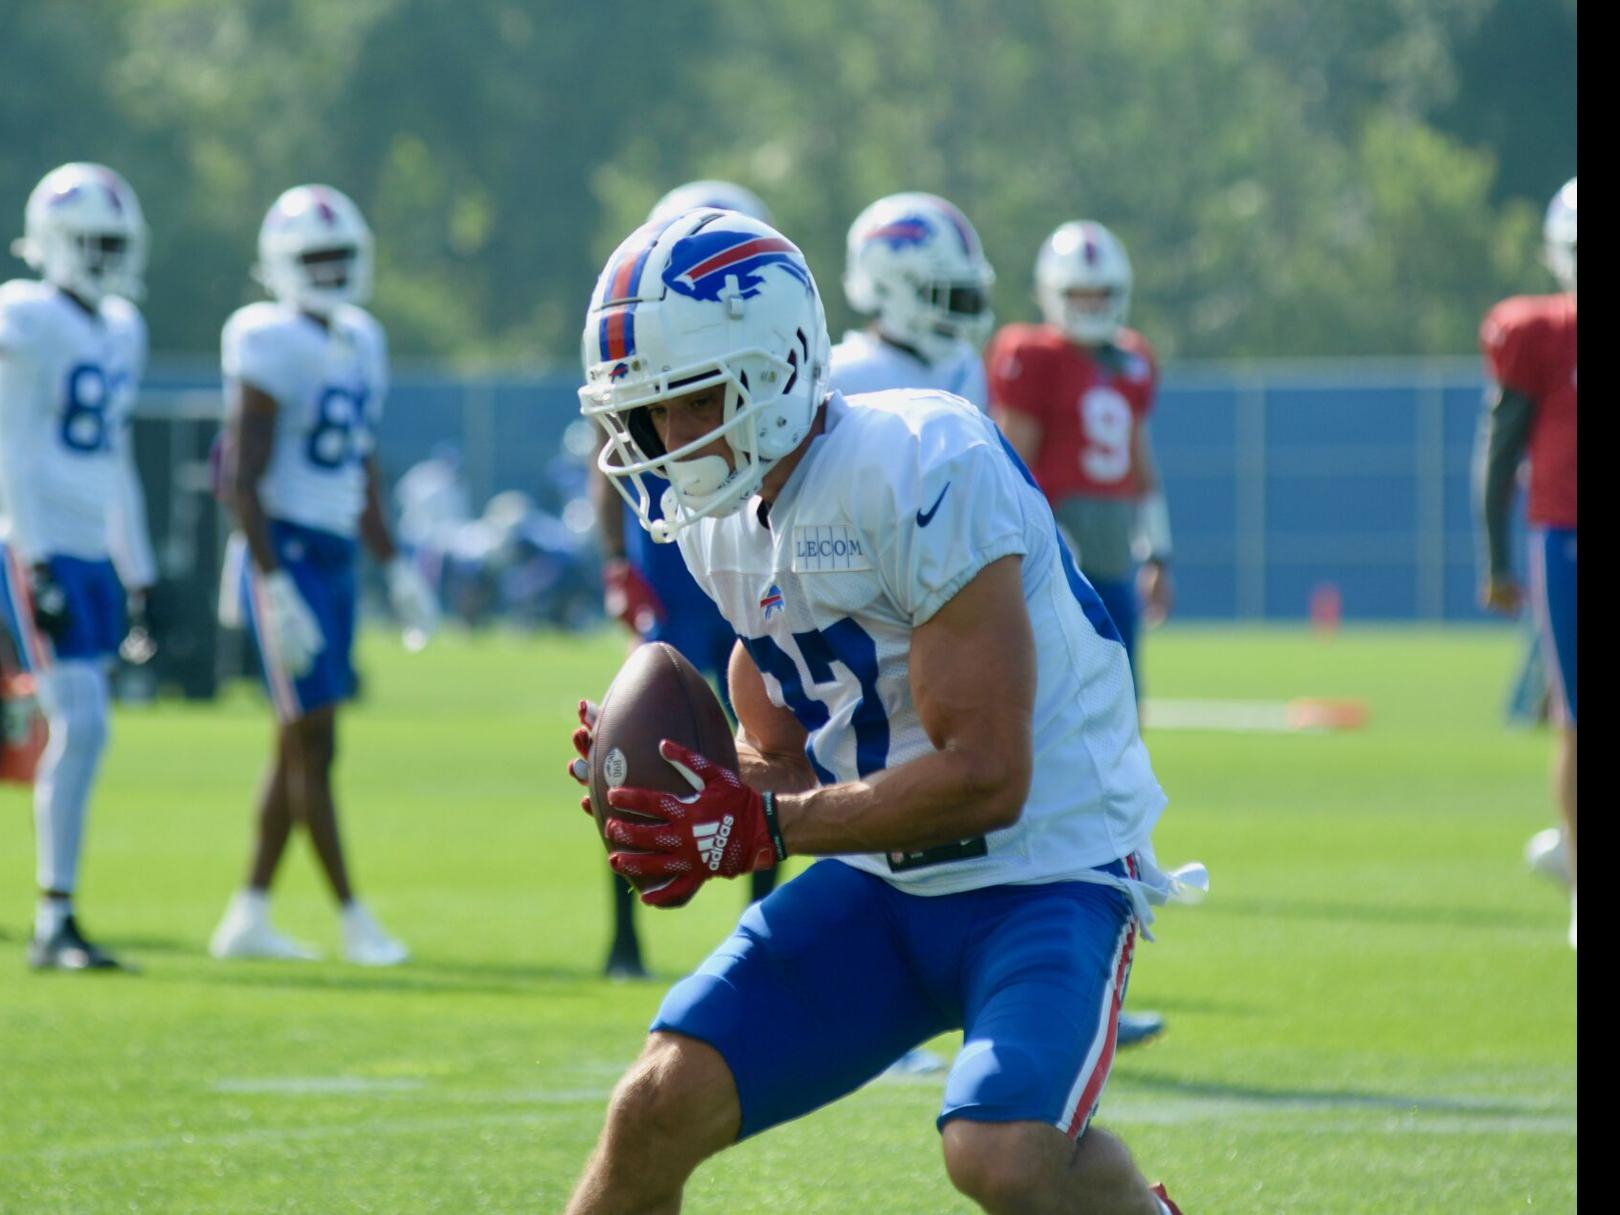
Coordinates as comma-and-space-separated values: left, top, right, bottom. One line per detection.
1480, 293, 1577, 527
986, 323, 1158, 502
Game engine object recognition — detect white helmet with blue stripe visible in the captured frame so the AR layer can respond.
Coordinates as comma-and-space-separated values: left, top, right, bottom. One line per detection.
13, 163, 148, 303
579, 209, 830, 543
844, 191, 995, 362
1544, 177, 1576, 293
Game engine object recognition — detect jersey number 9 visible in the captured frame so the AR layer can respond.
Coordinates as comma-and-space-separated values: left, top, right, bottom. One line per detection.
1078, 387, 1133, 485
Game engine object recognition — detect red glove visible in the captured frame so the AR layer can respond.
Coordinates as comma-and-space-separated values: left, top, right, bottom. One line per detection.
605, 741, 786, 908
602, 559, 665, 636
566, 698, 599, 818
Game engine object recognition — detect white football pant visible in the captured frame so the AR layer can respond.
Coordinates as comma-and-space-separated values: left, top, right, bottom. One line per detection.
33, 660, 110, 893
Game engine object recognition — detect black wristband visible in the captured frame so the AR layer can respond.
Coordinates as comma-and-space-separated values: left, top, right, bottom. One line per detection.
760, 792, 788, 862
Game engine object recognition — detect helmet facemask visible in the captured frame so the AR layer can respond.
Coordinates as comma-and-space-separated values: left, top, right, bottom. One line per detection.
582, 334, 818, 543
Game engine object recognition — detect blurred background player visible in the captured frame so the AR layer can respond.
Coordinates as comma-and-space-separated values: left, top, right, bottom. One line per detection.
0, 163, 156, 971
1474, 176, 1576, 949
988, 221, 1172, 689
208, 185, 440, 965
987, 220, 1172, 1046
833, 191, 994, 406
589, 180, 777, 979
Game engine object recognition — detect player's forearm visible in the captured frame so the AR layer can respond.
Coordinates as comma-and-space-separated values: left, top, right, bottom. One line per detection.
231, 486, 280, 573
1473, 386, 1532, 581
358, 477, 398, 565
107, 455, 157, 590
734, 737, 819, 796
775, 742, 1029, 857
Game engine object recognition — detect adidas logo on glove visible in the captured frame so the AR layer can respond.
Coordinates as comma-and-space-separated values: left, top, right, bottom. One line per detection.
693, 815, 735, 871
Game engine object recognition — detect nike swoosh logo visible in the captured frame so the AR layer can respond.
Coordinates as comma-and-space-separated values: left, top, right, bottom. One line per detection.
916, 483, 951, 527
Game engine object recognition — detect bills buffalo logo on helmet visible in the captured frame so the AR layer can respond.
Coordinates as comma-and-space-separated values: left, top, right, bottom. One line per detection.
864, 216, 935, 250
661, 228, 813, 303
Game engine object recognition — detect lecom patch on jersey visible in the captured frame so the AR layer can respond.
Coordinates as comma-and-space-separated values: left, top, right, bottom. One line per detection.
791, 526, 873, 573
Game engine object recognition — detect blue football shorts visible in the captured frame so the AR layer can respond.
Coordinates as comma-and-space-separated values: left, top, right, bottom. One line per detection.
240, 519, 359, 722
0, 543, 126, 671
652, 856, 1140, 1141
1528, 527, 1576, 725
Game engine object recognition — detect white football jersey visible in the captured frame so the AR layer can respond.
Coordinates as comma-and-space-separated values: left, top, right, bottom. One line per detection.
222, 301, 387, 537
829, 328, 987, 409
0, 280, 155, 585
678, 389, 1165, 895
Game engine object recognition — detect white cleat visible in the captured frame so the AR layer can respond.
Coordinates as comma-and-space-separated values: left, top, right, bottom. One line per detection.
210, 900, 321, 961
1524, 827, 1572, 887
341, 903, 409, 967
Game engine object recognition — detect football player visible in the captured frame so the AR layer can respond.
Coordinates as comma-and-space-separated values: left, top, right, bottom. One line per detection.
0, 163, 155, 971
590, 180, 779, 981
832, 194, 1164, 1057
565, 210, 1196, 1214
986, 221, 1172, 694
832, 191, 994, 406
207, 185, 438, 965
1474, 177, 1576, 948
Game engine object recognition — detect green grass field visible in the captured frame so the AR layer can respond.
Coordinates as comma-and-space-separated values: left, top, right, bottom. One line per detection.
0, 625, 1576, 1214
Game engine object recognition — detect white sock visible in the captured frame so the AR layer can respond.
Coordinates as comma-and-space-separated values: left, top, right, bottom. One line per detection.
35, 895, 71, 940
235, 888, 271, 920
33, 662, 110, 894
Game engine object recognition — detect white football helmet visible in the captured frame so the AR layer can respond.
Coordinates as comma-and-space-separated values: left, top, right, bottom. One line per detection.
12, 163, 147, 303
649, 180, 772, 226
1544, 177, 1575, 293
1036, 220, 1133, 345
579, 209, 830, 543
844, 192, 995, 362
255, 185, 374, 314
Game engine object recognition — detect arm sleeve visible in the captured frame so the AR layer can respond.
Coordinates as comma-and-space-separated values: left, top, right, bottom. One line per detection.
0, 311, 50, 561
1472, 383, 1533, 582
866, 427, 1029, 626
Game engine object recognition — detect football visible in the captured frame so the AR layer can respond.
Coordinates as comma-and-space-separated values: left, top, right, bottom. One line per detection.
588, 642, 737, 866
